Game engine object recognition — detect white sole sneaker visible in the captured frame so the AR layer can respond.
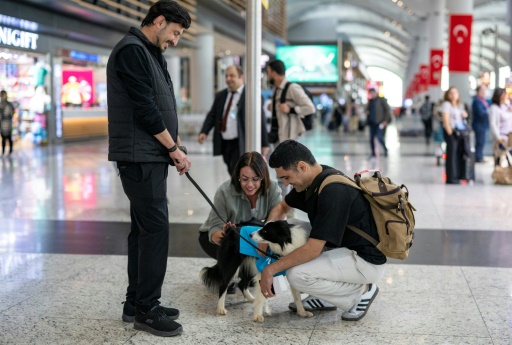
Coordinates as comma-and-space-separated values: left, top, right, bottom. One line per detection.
288, 296, 337, 312
341, 284, 379, 321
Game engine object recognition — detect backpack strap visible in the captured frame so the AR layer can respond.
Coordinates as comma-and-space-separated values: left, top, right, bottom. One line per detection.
318, 174, 379, 246
280, 82, 292, 104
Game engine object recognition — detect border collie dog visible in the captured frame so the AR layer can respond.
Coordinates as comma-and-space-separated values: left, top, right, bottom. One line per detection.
200, 220, 313, 322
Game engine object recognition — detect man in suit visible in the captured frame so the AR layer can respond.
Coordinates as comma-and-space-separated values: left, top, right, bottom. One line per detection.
198, 65, 269, 175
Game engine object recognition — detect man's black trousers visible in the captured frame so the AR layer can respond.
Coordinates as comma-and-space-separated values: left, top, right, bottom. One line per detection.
221, 138, 240, 176
118, 162, 169, 311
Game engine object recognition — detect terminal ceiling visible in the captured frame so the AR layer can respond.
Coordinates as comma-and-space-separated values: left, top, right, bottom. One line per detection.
286, 0, 510, 80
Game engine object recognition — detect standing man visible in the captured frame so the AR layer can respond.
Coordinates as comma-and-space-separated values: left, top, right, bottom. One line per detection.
198, 65, 269, 176
365, 88, 391, 158
419, 95, 433, 145
107, 0, 191, 337
471, 85, 489, 163
261, 140, 385, 321
266, 60, 315, 197
0, 90, 14, 155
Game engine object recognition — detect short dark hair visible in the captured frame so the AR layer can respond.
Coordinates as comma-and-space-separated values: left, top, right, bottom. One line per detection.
0, 90, 6, 98
269, 140, 316, 171
491, 87, 506, 105
267, 60, 286, 76
231, 152, 271, 196
425, 95, 430, 101
369, 88, 376, 93
141, 0, 191, 29
475, 85, 483, 93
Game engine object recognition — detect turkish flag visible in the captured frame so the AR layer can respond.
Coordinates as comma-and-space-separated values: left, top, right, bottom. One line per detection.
448, 15, 472, 72
419, 64, 429, 91
430, 49, 444, 85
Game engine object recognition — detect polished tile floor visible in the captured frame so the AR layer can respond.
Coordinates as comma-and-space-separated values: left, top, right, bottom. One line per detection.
0, 119, 511, 344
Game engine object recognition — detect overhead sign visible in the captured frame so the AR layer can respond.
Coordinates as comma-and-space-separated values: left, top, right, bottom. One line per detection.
448, 15, 472, 72
0, 25, 39, 50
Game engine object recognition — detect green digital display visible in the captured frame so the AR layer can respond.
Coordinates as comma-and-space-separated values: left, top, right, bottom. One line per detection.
276, 45, 338, 83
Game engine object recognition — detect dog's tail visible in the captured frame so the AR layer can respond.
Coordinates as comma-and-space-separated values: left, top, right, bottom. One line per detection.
199, 264, 224, 293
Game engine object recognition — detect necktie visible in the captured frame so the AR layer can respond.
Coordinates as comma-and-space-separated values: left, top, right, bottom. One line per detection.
221, 91, 235, 132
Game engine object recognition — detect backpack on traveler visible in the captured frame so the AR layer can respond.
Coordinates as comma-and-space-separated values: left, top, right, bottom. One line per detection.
317, 169, 416, 260
281, 82, 316, 131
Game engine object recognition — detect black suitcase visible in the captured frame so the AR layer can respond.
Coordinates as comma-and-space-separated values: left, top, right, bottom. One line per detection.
460, 153, 475, 181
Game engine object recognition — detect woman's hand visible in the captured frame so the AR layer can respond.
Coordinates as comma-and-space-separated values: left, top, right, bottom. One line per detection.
211, 230, 224, 245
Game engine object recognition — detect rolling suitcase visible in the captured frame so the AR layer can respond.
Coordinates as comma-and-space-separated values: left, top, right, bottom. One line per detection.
460, 153, 475, 182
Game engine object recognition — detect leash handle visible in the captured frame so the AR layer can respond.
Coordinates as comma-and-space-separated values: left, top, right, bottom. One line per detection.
185, 172, 280, 260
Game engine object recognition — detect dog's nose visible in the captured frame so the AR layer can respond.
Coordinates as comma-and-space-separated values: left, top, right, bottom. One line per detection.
249, 233, 253, 238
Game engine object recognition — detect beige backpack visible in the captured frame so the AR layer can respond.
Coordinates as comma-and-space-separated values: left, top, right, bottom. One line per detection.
318, 170, 416, 260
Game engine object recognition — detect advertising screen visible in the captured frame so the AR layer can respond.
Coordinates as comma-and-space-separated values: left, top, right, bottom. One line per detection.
276, 45, 338, 83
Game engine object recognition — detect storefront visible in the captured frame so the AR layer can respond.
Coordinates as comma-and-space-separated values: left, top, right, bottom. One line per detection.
0, 17, 52, 145
0, 5, 125, 145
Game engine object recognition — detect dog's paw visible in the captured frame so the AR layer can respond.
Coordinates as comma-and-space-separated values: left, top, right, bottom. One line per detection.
216, 307, 228, 315
297, 310, 314, 318
252, 314, 265, 323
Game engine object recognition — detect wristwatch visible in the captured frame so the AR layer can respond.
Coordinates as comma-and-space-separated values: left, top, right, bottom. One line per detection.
167, 144, 178, 153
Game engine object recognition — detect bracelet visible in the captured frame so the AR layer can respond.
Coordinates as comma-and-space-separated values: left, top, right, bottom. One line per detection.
167, 144, 178, 153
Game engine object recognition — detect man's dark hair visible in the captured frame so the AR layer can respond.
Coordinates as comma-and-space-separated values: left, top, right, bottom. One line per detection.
231, 152, 271, 196
0, 90, 6, 98
425, 95, 430, 101
228, 65, 243, 77
269, 140, 316, 171
267, 60, 286, 76
491, 87, 506, 106
369, 88, 376, 93
141, 0, 191, 29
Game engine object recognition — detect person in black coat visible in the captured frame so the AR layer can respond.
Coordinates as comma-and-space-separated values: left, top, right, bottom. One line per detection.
198, 65, 269, 176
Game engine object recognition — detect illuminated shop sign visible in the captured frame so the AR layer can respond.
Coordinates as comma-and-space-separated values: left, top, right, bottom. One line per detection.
0, 26, 39, 50
0, 15, 38, 31
70, 50, 100, 63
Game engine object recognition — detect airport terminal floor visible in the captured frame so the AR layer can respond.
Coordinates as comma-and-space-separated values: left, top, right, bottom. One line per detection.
1, 121, 511, 344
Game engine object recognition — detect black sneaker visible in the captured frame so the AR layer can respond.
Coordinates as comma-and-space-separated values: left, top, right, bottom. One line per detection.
134, 305, 183, 337
122, 301, 179, 323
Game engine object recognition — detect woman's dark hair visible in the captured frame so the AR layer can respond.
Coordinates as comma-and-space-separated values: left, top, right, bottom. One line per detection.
269, 140, 316, 171
267, 60, 286, 76
491, 87, 506, 105
141, 0, 191, 29
231, 152, 271, 196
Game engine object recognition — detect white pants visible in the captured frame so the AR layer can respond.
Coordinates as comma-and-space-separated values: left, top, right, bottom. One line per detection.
287, 247, 386, 311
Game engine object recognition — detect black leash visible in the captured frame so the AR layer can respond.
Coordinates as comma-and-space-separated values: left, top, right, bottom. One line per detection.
185, 172, 280, 260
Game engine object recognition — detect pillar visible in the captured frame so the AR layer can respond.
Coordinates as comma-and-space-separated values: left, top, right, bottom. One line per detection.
167, 56, 182, 108
190, 26, 214, 113
428, 0, 445, 102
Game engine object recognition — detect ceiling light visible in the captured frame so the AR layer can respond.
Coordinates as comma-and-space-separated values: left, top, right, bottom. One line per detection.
392, 0, 398, 3
397, 1, 404, 7
384, 31, 391, 37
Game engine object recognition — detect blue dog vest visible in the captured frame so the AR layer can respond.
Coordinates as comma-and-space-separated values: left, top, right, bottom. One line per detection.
239, 226, 285, 276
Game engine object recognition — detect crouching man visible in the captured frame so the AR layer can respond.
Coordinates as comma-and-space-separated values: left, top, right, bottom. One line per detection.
260, 140, 385, 321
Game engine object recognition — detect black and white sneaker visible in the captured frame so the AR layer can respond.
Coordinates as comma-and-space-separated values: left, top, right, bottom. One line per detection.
134, 305, 183, 337
341, 284, 379, 321
122, 301, 179, 323
288, 295, 337, 312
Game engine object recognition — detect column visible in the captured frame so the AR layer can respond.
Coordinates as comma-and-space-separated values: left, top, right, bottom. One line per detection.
428, 0, 445, 102
167, 56, 182, 108
447, 0, 474, 105
190, 28, 214, 113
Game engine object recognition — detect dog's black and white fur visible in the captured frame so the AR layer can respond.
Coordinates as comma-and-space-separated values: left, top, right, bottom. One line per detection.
200, 220, 313, 322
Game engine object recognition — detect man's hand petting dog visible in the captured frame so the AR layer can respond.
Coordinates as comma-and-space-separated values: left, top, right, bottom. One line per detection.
260, 266, 275, 298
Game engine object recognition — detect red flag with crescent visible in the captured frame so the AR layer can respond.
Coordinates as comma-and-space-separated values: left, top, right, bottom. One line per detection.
448, 15, 472, 72
430, 49, 444, 85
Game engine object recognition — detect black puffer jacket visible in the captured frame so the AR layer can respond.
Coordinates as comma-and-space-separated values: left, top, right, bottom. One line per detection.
107, 27, 178, 163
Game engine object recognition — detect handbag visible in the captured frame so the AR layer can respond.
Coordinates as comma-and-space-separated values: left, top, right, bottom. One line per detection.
492, 144, 512, 185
